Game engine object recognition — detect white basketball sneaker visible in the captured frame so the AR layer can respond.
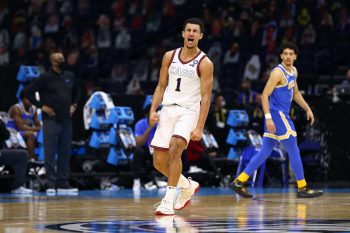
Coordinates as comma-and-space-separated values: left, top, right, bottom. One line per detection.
174, 178, 200, 210
155, 199, 174, 215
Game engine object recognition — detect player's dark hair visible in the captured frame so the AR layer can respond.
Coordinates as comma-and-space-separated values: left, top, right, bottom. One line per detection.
279, 42, 299, 55
183, 18, 204, 33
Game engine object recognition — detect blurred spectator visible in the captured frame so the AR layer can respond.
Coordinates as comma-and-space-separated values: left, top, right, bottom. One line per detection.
41, 37, 56, 56
0, 45, 9, 65
261, 21, 277, 48
149, 58, 160, 82
115, 28, 131, 50
223, 42, 240, 65
126, 78, 144, 95
281, 25, 297, 44
0, 118, 33, 194
29, 25, 43, 51
211, 19, 222, 39
77, 0, 90, 16
113, 15, 125, 32
96, 14, 111, 49
0, 29, 9, 47
207, 42, 222, 79
8, 92, 41, 160
146, 11, 161, 32
319, 9, 334, 32
44, 15, 59, 35
12, 10, 26, 33
300, 24, 316, 45
1, 0, 350, 96
115, 28, 131, 62
111, 63, 128, 83
66, 50, 83, 79
132, 104, 157, 190
341, 69, 350, 86
0, 0, 9, 25
131, 58, 149, 81
59, 0, 74, 15
280, 10, 294, 29
336, 8, 350, 34
297, 8, 311, 27
111, 0, 124, 18
207, 93, 229, 155
45, 0, 57, 15
62, 31, 78, 52
13, 31, 27, 51
80, 30, 95, 50
237, 79, 260, 107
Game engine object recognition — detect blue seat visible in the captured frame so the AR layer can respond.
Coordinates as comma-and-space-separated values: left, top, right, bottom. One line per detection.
236, 145, 289, 187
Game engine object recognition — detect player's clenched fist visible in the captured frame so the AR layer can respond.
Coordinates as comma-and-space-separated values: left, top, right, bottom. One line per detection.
149, 111, 160, 124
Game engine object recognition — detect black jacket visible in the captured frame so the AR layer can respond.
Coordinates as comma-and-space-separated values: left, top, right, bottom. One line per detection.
24, 68, 80, 122
0, 119, 10, 150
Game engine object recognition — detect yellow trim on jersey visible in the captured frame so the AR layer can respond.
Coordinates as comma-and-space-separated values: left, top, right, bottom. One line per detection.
274, 65, 296, 88
274, 67, 289, 88
263, 111, 297, 141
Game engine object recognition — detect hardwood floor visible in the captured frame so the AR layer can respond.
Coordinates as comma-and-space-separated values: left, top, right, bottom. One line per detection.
0, 188, 349, 232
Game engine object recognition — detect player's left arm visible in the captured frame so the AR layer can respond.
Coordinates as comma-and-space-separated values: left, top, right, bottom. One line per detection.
293, 73, 315, 125
190, 57, 214, 141
33, 110, 41, 131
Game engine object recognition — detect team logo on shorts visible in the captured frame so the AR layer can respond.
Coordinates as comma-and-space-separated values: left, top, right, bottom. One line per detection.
41, 219, 350, 232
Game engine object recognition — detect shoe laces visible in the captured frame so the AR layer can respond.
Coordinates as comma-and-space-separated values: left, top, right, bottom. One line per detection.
180, 179, 194, 199
154, 199, 172, 209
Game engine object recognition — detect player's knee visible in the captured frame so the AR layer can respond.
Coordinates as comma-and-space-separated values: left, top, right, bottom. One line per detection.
169, 140, 185, 157
24, 131, 35, 141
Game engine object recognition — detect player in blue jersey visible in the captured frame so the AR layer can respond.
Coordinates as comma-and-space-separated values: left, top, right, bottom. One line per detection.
8, 91, 41, 159
230, 42, 323, 198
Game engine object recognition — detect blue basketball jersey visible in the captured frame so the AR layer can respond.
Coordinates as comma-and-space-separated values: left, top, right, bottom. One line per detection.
7, 102, 36, 132
269, 64, 297, 114
264, 64, 297, 141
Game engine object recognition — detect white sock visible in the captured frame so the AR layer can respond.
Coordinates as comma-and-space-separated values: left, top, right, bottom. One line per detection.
133, 179, 140, 185
177, 175, 190, 189
164, 186, 177, 202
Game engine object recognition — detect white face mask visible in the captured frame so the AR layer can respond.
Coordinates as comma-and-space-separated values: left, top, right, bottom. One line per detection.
220, 100, 226, 107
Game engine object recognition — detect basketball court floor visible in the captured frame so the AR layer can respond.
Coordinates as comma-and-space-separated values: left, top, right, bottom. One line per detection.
1, 187, 350, 232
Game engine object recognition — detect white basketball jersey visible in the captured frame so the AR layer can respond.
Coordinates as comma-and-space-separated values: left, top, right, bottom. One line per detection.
162, 48, 207, 108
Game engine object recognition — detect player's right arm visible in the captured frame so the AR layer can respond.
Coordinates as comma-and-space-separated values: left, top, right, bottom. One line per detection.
149, 51, 172, 123
261, 69, 283, 134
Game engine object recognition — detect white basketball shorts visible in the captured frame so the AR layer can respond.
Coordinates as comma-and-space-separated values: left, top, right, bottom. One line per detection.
150, 104, 199, 150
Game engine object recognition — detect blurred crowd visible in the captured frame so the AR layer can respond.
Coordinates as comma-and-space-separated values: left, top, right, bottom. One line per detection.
0, 0, 350, 96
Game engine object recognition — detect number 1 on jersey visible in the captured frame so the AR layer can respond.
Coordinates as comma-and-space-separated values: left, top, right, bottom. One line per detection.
175, 78, 181, 92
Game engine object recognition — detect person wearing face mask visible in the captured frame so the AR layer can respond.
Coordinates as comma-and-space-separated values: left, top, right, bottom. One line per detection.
236, 78, 260, 107
206, 93, 229, 155
24, 52, 80, 194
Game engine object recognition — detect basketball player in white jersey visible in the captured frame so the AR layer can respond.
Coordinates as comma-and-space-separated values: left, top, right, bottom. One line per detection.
149, 18, 214, 215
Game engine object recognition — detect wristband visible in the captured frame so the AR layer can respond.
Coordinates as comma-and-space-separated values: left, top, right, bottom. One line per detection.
265, 113, 272, 119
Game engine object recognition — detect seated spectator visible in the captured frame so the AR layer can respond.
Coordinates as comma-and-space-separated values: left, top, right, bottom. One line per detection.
223, 42, 240, 66
132, 104, 157, 190
8, 91, 41, 160
126, 78, 144, 95
206, 93, 229, 155
236, 79, 260, 107
0, 118, 32, 194
341, 68, 350, 86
